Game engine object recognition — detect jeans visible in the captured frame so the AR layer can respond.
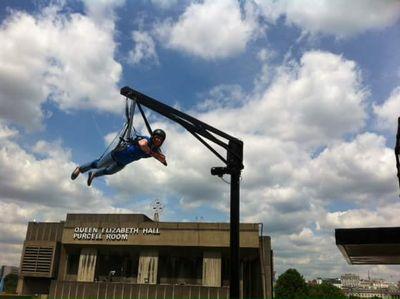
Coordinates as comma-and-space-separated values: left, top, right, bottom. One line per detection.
79, 152, 124, 178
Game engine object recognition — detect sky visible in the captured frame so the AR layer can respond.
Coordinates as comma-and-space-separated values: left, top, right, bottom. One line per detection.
0, 0, 400, 281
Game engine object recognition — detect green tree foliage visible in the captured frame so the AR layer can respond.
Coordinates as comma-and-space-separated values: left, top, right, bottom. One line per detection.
308, 282, 346, 298
4, 273, 18, 293
274, 268, 308, 299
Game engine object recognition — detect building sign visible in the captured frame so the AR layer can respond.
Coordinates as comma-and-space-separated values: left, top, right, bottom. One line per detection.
73, 226, 160, 241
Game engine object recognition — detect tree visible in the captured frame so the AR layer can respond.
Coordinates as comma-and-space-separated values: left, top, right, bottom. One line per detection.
4, 273, 18, 293
308, 282, 346, 298
274, 268, 308, 299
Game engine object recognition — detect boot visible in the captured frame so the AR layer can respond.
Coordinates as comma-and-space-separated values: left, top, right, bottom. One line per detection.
87, 171, 95, 186
71, 167, 80, 180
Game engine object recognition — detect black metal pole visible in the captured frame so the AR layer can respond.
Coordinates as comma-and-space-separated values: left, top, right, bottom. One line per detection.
121, 86, 244, 298
395, 117, 400, 191
228, 139, 243, 299
230, 169, 241, 299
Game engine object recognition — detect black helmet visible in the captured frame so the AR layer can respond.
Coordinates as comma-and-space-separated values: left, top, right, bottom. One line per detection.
152, 129, 166, 140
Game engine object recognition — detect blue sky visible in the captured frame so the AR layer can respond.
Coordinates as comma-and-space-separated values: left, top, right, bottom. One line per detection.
1, 0, 400, 280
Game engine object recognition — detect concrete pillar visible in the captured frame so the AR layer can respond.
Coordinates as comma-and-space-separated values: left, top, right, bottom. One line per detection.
259, 236, 273, 298
16, 277, 24, 295
57, 246, 68, 281
202, 251, 221, 287
77, 248, 97, 282
137, 250, 158, 284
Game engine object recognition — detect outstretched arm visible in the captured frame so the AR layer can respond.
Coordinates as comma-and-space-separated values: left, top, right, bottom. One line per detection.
138, 139, 167, 166
150, 151, 167, 166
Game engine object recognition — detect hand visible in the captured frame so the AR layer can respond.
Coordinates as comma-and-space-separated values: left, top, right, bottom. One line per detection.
158, 155, 167, 166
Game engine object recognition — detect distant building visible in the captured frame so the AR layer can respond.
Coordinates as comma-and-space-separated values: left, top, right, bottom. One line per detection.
0, 265, 19, 279
16, 213, 273, 299
341, 273, 360, 288
340, 275, 400, 298
312, 277, 341, 289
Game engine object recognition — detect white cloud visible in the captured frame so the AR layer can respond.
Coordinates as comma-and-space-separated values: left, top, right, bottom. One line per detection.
289, 228, 315, 246
0, 139, 106, 209
373, 86, 400, 132
102, 49, 398, 278
106, 51, 371, 238
0, 122, 18, 140
254, 48, 275, 92
196, 84, 246, 111
104, 50, 371, 216
322, 203, 400, 229
257, 0, 400, 37
0, 243, 23, 268
155, 0, 263, 59
0, 124, 135, 266
82, 0, 125, 27
300, 133, 397, 204
0, 123, 115, 209
128, 30, 159, 65
199, 51, 367, 148
0, 4, 122, 130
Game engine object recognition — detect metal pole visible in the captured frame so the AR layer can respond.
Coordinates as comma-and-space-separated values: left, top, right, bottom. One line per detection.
230, 169, 240, 299
121, 86, 245, 298
395, 117, 400, 191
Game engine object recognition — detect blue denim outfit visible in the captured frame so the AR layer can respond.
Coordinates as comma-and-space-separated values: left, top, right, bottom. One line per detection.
79, 137, 153, 179
79, 151, 125, 178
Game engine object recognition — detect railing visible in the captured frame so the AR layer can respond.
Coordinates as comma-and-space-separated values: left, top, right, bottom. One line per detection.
49, 280, 229, 299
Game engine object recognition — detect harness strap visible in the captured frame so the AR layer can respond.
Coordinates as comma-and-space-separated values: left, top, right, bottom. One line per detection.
125, 98, 137, 140
137, 103, 153, 136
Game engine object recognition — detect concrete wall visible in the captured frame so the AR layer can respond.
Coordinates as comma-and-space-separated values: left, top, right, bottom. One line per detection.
62, 215, 260, 249
17, 222, 64, 295
259, 236, 273, 298
57, 246, 68, 281
49, 281, 230, 299
25, 222, 64, 242
77, 248, 97, 282
137, 250, 158, 284
18, 277, 52, 295
202, 251, 221, 287
18, 214, 273, 298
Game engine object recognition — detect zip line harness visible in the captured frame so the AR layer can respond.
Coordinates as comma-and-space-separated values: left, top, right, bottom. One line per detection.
98, 97, 154, 160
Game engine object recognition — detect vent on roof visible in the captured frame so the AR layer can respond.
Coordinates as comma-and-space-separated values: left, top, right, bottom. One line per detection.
21, 246, 54, 276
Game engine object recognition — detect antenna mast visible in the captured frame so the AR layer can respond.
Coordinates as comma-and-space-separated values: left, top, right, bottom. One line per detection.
151, 199, 164, 222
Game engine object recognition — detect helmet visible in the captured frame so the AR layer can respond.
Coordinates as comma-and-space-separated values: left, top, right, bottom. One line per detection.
152, 129, 166, 140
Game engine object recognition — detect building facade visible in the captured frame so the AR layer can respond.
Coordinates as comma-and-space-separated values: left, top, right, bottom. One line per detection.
341, 273, 360, 288
0, 265, 19, 279
17, 214, 273, 298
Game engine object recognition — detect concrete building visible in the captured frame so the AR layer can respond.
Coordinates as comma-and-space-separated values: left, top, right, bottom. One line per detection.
17, 213, 273, 298
0, 265, 19, 279
341, 273, 360, 288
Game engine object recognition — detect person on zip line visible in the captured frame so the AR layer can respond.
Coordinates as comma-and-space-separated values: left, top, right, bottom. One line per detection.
71, 129, 167, 186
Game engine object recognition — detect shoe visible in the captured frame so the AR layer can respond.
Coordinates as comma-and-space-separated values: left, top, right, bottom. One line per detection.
87, 172, 95, 186
71, 167, 80, 180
